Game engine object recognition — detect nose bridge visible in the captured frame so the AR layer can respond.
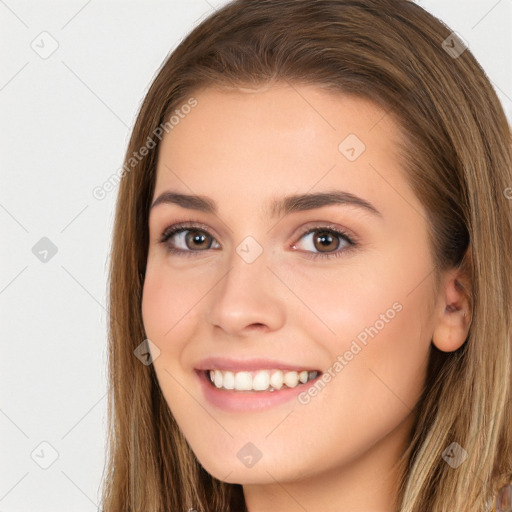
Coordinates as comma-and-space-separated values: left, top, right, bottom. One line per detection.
206, 236, 285, 333
220, 238, 273, 304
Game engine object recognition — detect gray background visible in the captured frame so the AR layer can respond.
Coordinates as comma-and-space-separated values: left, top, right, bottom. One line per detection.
1, 0, 510, 510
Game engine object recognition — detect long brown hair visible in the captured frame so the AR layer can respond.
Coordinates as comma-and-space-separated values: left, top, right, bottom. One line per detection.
100, 1, 512, 510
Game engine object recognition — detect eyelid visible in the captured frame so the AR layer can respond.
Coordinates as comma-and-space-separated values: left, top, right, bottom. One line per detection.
292, 222, 358, 246
158, 219, 359, 259
158, 219, 358, 242
159, 220, 219, 244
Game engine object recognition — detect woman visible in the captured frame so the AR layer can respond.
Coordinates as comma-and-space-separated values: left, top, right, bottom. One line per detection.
100, 0, 512, 510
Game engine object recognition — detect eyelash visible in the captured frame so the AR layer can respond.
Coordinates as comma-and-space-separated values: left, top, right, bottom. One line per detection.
158, 221, 357, 260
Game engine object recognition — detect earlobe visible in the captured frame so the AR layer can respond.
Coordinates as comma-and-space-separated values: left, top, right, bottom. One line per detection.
431, 271, 472, 353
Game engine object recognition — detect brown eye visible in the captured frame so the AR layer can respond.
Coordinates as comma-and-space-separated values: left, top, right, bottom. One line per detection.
311, 230, 340, 253
159, 222, 356, 260
160, 225, 221, 254
293, 227, 353, 258
184, 229, 212, 250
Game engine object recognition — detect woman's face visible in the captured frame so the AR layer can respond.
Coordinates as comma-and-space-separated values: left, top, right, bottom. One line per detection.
142, 83, 439, 509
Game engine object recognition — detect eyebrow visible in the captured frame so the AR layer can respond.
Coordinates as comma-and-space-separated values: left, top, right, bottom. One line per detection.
150, 190, 382, 218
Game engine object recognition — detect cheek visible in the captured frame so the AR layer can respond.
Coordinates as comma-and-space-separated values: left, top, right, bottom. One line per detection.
141, 256, 204, 341
291, 293, 430, 474
296, 246, 433, 405
283, 252, 410, 348
141, 274, 171, 341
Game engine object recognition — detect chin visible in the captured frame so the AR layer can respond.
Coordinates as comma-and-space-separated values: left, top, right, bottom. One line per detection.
197, 450, 304, 485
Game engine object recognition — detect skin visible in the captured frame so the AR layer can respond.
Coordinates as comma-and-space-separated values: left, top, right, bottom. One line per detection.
141, 83, 472, 512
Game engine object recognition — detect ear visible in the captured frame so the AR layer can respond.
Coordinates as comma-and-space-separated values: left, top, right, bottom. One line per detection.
431, 249, 473, 353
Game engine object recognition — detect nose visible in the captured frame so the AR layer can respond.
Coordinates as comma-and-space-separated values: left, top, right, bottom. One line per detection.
206, 248, 286, 337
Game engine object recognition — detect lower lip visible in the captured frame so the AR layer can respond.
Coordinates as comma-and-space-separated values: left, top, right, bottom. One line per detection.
195, 370, 321, 412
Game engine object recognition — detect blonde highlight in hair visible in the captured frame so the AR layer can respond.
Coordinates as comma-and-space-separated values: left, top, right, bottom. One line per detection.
100, 1, 512, 510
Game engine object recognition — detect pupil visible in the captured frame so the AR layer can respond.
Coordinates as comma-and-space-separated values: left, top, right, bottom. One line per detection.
188, 230, 209, 249
316, 231, 337, 251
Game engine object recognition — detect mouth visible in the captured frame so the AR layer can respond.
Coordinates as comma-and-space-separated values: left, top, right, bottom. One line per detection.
200, 368, 322, 392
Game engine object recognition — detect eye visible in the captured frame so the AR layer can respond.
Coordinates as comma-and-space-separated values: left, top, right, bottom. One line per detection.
159, 222, 220, 257
158, 221, 357, 260
292, 224, 356, 260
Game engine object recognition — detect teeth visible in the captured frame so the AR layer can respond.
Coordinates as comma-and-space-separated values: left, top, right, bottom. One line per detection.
284, 371, 299, 388
234, 371, 252, 391
214, 369, 223, 389
253, 370, 270, 390
269, 370, 283, 390
223, 371, 235, 390
207, 369, 319, 391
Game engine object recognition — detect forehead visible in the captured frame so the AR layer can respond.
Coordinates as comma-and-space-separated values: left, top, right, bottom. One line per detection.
152, 83, 416, 222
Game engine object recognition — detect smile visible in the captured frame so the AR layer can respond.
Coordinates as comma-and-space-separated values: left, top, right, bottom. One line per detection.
206, 369, 321, 392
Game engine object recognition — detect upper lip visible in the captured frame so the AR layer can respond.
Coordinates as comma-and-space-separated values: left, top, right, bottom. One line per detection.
194, 356, 322, 373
